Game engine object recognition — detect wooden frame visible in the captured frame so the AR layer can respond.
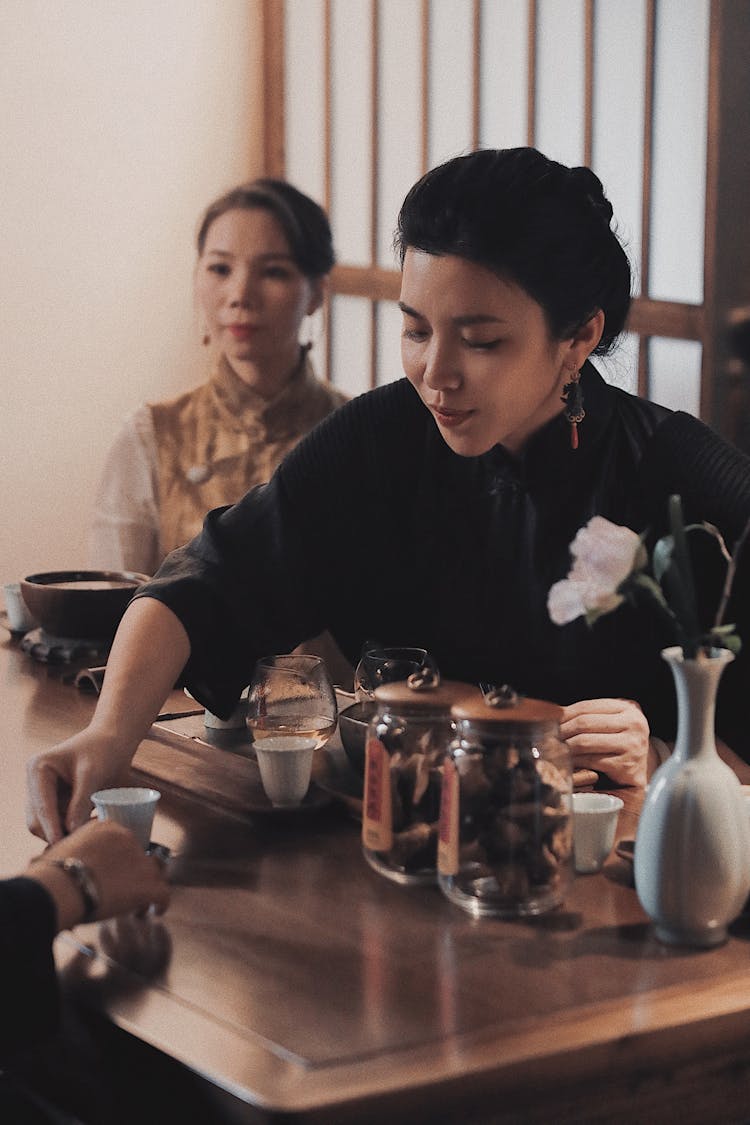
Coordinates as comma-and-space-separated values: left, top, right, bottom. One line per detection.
260, 0, 750, 441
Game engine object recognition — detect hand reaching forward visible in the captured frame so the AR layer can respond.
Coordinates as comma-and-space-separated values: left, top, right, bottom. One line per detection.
27, 730, 133, 844
559, 697, 650, 789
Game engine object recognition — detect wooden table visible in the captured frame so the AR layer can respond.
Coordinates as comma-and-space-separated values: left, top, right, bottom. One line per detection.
4, 633, 750, 1124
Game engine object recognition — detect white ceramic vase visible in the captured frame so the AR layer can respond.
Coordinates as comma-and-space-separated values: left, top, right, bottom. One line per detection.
634, 645, 750, 947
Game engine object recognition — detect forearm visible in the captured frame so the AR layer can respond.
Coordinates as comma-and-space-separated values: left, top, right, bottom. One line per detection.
0, 879, 59, 1056
25, 865, 88, 932
88, 597, 190, 761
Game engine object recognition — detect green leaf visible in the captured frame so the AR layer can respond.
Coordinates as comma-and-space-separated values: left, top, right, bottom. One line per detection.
706, 629, 742, 655
711, 623, 738, 637
630, 571, 671, 612
652, 535, 673, 584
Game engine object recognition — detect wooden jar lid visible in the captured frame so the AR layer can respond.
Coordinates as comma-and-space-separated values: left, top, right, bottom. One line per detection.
450, 694, 563, 726
372, 679, 480, 712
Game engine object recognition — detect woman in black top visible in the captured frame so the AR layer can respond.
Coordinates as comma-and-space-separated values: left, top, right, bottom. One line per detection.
27, 147, 750, 843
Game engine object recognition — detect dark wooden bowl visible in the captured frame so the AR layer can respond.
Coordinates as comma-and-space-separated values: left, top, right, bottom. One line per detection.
338, 700, 377, 776
20, 570, 150, 641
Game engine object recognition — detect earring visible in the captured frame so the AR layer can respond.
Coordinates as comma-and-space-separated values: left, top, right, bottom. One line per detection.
299, 309, 323, 354
561, 369, 585, 450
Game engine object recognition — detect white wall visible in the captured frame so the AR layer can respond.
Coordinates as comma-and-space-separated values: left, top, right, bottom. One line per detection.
0, 0, 262, 583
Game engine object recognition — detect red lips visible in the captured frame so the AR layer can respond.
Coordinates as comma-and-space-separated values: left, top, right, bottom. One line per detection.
431, 404, 474, 427
227, 324, 256, 341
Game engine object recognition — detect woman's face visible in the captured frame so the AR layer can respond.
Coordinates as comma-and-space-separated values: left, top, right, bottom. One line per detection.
399, 249, 592, 457
195, 207, 323, 395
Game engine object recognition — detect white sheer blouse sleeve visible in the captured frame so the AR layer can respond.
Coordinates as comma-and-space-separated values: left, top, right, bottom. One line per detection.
88, 406, 162, 576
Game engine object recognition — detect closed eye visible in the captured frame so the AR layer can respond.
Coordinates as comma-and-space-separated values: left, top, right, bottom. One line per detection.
402, 327, 429, 342
463, 338, 503, 351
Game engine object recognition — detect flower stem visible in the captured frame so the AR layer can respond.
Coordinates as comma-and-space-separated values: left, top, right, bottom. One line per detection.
668, 495, 702, 658
714, 515, 750, 629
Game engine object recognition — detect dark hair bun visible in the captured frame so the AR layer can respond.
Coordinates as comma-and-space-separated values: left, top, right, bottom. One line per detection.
566, 166, 614, 226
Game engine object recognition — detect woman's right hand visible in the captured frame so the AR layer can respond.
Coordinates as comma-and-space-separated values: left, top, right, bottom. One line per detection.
26, 729, 132, 844
27, 597, 193, 844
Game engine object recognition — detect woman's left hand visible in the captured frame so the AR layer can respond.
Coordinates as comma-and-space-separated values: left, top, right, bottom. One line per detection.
559, 698, 650, 789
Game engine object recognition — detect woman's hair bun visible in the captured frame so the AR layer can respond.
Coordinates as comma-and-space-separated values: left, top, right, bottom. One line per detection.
396, 147, 631, 354
566, 166, 614, 226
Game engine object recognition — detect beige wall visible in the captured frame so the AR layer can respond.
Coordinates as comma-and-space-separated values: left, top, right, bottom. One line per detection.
0, 0, 263, 584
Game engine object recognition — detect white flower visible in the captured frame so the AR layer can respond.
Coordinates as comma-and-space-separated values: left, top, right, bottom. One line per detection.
547, 516, 647, 626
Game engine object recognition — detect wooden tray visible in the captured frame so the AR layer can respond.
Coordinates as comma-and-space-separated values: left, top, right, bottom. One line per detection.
133, 711, 365, 821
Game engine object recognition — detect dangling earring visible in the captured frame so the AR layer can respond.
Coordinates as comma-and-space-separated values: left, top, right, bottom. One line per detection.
300, 304, 326, 356
299, 314, 314, 354
561, 369, 585, 450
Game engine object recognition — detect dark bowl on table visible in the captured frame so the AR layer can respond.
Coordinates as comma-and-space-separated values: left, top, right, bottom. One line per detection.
20, 570, 150, 641
338, 700, 377, 776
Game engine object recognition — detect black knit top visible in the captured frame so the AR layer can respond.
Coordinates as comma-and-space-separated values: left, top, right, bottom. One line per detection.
139, 364, 750, 758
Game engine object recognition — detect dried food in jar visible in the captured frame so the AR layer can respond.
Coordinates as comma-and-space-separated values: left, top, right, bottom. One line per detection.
384, 728, 445, 871
454, 740, 572, 898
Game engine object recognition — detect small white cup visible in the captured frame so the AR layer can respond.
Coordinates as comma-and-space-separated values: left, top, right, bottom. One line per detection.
572, 792, 624, 874
204, 699, 248, 730
91, 787, 161, 850
3, 582, 38, 633
254, 738, 315, 808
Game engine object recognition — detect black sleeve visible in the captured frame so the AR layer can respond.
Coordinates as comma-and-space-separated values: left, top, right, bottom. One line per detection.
134, 380, 426, 718
0, 878, 59, 1061
639, 411, 750, 537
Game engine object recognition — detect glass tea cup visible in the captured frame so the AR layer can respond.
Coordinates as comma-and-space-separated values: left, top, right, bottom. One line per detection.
246, 655, 337, 807
353, 644, 439, 702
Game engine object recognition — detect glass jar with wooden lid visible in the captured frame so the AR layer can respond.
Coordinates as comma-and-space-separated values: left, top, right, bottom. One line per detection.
362, 676, 480, 885
438, 690, 573, 917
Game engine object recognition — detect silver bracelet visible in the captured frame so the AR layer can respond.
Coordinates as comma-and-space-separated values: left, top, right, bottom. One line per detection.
48, 857, 100, 923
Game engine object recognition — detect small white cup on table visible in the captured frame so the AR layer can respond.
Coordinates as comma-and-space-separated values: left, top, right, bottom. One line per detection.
91, 787, 161, 850
3, 582, 38, 633
572, 792, 624, 874
204, 700, 247, 729
254, 738, 315, 808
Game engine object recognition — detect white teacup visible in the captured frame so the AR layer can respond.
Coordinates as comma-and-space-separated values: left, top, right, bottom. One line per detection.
204, 699, 248, 730
3, 582, 38, 633
572, 792, 624, 874
254, 737, 315, 808
91, 786, 161, 850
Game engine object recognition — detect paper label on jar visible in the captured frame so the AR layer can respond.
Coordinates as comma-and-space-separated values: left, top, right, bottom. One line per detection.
438, 755, 459, 875
362, 735, 393, 851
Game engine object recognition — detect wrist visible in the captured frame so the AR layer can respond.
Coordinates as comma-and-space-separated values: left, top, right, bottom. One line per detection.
85, 721, 140, 768
30, 857, 100, 930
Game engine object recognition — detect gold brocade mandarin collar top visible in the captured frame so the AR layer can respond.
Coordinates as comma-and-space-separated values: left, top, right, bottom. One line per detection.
149, 351, 348, 558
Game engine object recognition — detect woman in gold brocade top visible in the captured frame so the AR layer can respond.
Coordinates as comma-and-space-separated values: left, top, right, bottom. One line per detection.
89, 179, 348, 576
